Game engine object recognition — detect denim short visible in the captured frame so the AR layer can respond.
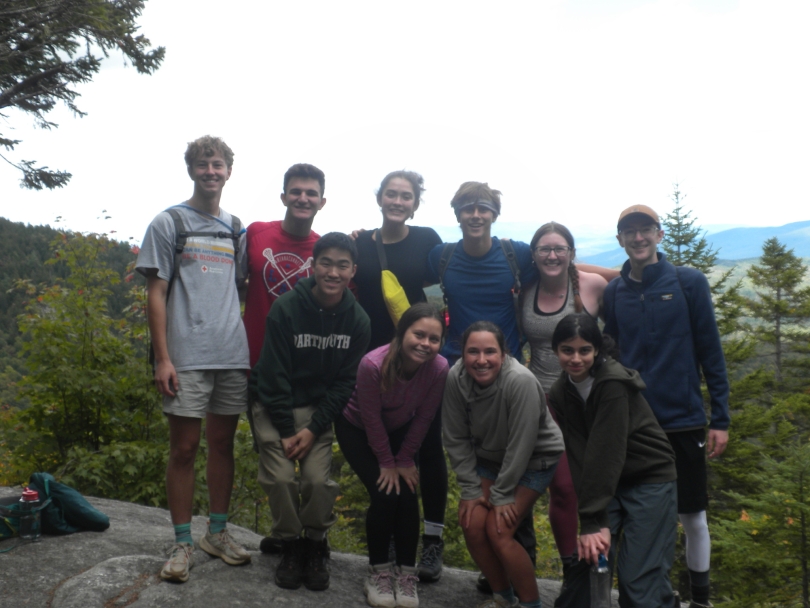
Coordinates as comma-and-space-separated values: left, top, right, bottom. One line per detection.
476, 460, 559, 494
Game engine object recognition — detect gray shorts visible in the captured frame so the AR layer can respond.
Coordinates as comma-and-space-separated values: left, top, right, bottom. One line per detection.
162, 369, 248, 418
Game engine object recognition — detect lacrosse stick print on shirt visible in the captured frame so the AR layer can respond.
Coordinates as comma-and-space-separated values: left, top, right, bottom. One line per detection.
262, 248, 314, 297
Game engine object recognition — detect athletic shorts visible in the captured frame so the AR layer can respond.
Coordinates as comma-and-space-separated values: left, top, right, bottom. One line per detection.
666, 429, 708, 514
162, 369, 248, 418
476, 460, 559, 495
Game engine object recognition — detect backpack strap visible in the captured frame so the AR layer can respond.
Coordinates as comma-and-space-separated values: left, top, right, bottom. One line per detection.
498, 237, 522, 311
229, 214, 244, 284
437, 243, 457, 307
166, 208, 186, 301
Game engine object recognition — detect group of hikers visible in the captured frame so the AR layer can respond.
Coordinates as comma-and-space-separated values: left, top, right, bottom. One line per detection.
135, 135, 730, 608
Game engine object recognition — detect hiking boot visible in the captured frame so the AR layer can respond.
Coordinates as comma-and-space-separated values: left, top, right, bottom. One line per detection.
364, 562, 396, 607
275, 538, 305, 590
476, 596, 519, 608
476, 572, 492, 594
160, 542, 194, 583
260, 536, 283, 554
200, 528, 251, 565
417, 536, 443, 582
303, 537, 331, 591
395, 565, 420, 608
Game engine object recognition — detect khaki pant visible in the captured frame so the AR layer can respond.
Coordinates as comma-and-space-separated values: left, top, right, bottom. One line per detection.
251, 401, 339, 541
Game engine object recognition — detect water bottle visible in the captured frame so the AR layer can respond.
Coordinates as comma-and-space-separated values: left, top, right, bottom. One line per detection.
19, 487, 41, 541
589, 553, 610, 608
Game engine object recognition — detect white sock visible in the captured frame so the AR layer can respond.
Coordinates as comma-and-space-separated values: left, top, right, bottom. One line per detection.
423, 521, 444, 538
679, 511, 710, 572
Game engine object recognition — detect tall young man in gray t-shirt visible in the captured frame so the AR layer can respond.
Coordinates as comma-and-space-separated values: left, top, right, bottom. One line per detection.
136, 136, 252, 583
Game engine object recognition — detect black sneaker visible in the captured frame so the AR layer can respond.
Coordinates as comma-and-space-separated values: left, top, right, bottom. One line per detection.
260, 536, 283, 554
275, 538, 305, 590
417, 535, 444, 582
303, 537, 331, 591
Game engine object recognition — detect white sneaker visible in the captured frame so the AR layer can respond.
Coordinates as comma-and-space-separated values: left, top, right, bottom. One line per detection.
394, 565, 420, 608
200, 528, 251, 565
160, 542, 194, 583
364, 562, 396, 607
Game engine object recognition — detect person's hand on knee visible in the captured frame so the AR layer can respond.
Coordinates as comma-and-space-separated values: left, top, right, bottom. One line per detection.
458, 497, 488, 530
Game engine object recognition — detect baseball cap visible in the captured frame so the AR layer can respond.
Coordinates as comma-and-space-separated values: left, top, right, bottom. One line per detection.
617, 204, 660, 231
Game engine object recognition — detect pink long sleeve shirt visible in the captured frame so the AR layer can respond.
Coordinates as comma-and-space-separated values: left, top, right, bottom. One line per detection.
342, 345, 449, 469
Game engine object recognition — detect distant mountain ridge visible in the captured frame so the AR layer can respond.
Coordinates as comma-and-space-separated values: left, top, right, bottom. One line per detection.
579, 220, 810, 267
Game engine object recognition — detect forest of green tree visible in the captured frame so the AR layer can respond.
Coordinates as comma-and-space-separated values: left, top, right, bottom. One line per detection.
1, 197, 809, 606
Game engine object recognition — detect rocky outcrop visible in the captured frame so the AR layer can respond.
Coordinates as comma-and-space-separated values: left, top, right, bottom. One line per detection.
0, 486, 574, 607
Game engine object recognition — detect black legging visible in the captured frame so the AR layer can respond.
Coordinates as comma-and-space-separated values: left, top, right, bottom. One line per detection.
417, 407, 448, 526
335, 415, 420, 566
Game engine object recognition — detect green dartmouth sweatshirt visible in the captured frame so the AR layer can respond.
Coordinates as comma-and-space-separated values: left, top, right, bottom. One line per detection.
250, 277, 370, 438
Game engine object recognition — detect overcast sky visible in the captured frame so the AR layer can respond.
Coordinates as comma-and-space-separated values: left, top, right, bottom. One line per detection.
2, 0, 808, 254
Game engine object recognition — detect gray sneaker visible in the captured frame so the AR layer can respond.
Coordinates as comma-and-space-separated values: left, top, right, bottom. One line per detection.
395, 565, 420, 608
160, 542, 194, 583
200, 528, 251, 565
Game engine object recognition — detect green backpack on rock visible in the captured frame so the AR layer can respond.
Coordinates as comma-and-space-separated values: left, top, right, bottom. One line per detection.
0, 472, 109, 538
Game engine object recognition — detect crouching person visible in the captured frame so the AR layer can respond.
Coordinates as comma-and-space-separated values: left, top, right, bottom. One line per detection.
250, 232, 371, 591
443, 322, 565, 608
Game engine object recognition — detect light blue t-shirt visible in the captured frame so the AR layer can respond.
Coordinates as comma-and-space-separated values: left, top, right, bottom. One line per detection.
426, 238, 536, 362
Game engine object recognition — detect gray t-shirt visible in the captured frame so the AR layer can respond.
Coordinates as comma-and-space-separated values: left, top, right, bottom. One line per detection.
136, 204, 249, 372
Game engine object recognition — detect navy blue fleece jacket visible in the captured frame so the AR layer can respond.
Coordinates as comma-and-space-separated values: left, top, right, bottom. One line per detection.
603, 253, 730, 432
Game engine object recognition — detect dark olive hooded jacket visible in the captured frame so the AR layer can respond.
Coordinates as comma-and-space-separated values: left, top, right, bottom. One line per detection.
549, 356, 676, 535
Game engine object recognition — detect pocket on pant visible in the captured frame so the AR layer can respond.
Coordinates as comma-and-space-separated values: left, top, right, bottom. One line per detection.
251, 399, 282, 443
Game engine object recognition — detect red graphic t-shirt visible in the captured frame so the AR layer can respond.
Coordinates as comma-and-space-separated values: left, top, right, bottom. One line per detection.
243, 221, 320, 367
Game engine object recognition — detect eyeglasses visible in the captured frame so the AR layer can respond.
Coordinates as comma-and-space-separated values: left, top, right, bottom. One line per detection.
619, 226, 659, 239
533, 246, 572, 257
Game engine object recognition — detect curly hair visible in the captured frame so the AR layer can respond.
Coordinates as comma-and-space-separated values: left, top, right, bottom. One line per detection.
184, 135, 234, 169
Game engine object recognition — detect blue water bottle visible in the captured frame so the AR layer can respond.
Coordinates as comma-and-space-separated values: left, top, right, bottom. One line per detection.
590, 553, 610, 608
19, 487, 41, 541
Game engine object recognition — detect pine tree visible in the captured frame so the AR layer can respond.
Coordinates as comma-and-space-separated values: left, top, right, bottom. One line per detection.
661, 184, 718, 274
1, 0, 164, 189
660, 185, 751, 369
746, 237, 810, 388
712, 394, 810, 607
